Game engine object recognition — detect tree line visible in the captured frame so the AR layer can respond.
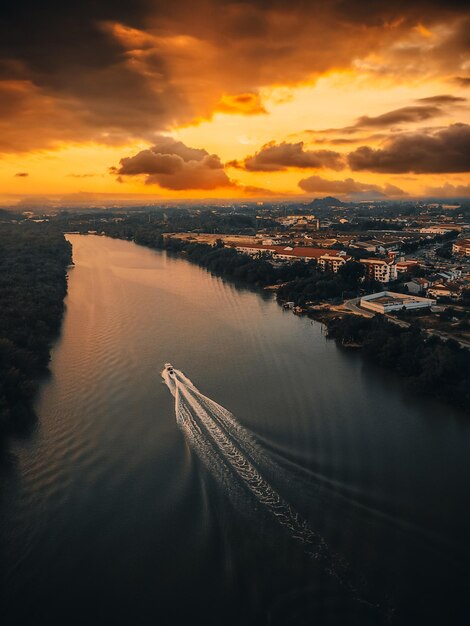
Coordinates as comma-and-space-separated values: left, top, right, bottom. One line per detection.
0, 224, 72, 455
59, 215, 469, 414
327, 315, 470, 412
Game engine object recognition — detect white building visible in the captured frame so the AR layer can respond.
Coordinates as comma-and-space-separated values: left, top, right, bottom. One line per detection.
234, 244, 349, 268
453, 239, 470, 256
360, 291, 436, 314
318, 252, 351, 273
404, 278, 430, 295
360, 258, 398, 283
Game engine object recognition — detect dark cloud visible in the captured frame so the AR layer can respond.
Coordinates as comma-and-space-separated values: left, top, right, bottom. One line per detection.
299, 132, 390, 145
230, 141, 344, 171
14, 172, 28, 177
298, 174, 407, 197
112, 136, 232, 190
416, 94, 466, 104
372, 13, 470, 80
425, 182, 470, 197
313, 104, 450, 137
0, 1, 468, 152
326, 1, 467, 25
352, 105, 444, 130
454, 76, 470, 86
236, 185, 278, 197
348, 123, 470, 173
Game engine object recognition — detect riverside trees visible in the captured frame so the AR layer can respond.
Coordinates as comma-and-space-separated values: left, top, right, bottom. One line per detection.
0, 224, 72, 449
327, 315, 470, 411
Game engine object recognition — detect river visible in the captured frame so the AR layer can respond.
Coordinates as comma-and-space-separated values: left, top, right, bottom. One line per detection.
1, 234, 469, 625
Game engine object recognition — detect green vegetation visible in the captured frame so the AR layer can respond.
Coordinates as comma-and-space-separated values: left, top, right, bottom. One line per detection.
0, 224, 72, 449
93, 219, 374, 303
327, 315, 470, 411
46, 210, 470, 416
55, 208, 258, 238
162, 237, 312, 285
276, 262, 373, 304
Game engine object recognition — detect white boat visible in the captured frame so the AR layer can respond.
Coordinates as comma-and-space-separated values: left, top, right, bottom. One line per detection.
163, 363, 175, 377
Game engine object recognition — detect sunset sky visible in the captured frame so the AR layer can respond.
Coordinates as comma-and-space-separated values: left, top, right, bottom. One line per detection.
1, 1, 470, 203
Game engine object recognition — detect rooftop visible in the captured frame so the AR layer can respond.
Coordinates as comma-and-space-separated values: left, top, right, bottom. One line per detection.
234, 244, 346, 259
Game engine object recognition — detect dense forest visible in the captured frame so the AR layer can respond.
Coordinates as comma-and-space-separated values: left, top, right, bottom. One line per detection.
327, 315, 470, 411
0, 224, 72, 453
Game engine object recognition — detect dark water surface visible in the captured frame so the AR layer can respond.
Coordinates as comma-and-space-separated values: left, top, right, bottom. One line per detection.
1, 235, 469, 625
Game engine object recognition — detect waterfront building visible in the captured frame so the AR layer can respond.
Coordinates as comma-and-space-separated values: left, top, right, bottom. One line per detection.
360, 291, 436, 313
234, 244, 349, 267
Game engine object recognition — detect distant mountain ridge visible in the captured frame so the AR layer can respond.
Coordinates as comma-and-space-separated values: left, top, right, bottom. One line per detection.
308, 196, 345, 207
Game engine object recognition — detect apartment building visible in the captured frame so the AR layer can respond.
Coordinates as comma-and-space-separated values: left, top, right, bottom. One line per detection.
234, 244, 350, 272
453, 239, 470, 257
360, 258, 398, 283
317, 252, 352, 273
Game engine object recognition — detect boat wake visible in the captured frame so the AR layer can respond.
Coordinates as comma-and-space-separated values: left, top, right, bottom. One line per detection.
161, 364, 389, 620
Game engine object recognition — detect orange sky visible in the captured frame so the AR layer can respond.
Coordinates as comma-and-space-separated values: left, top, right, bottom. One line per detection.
1, 1, 470, 203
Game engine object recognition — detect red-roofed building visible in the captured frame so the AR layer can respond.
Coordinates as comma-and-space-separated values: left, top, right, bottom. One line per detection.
318, 252, 352, 272
396, 260, 420, 273
233, 244, 350, 272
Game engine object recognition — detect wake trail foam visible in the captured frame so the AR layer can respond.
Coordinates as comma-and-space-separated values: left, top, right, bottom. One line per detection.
162, 366, 389, 619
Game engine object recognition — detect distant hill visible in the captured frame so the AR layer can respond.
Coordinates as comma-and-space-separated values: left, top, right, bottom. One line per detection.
308, 196, 345, 208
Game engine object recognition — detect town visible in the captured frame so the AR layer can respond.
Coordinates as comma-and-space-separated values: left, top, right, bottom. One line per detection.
11, 196, 468, 347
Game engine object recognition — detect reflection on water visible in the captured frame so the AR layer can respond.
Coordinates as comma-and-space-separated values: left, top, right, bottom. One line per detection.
162, 364, 387, 618
1, 235, 470, 625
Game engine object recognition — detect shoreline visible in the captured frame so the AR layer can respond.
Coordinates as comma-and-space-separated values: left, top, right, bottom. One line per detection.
78, 232, 470, 414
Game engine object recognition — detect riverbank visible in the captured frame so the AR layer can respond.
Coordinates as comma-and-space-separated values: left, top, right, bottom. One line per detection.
80, 230, 470, 413
271, 287, 470, 412
158, 237, 470, 413
0, 224, 72, 455
5, 232, 470, 626
326, 314, 470, 411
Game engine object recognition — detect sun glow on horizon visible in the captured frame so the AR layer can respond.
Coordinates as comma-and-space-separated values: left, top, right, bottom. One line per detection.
1, 3, 470, 203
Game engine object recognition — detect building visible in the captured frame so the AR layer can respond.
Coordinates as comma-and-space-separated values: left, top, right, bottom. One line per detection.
360, 291, 436, 313
404, 278, 430, 295
279, 215, 319, 230
350, 241, 379, 253
360, 258, 398, 283
318, 252, 352, 273
453, 239, 470, 257
374, 240, 403, 253
419, 226, 454, 235
427, 283, 462, 300
436, 269, 462, 282
396, 260, 420, 273
232, 244, 354, 273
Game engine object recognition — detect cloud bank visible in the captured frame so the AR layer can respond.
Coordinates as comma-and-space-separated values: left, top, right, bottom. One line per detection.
0, 1, 469, 152
298, 174, 406, 198
348, 124, 470, 173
